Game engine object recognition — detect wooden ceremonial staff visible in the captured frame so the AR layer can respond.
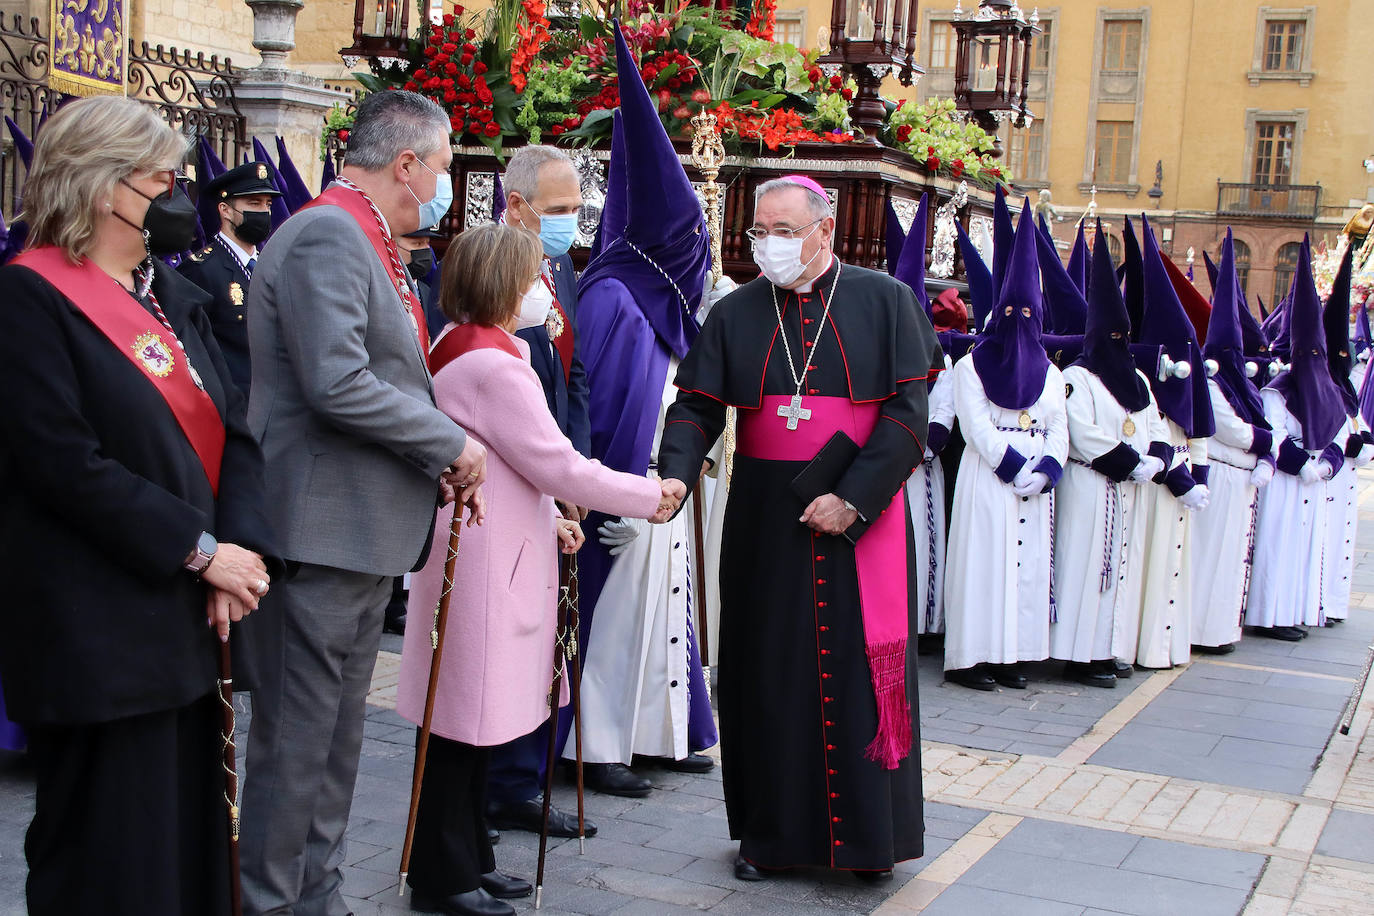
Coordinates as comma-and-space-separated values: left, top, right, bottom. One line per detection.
535, 550, 581, 908
218, 639, 243, 916
689, 483, 711, 665
398, 507, 465, 895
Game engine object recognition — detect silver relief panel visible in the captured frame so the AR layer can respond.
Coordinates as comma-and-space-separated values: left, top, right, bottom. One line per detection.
928, 181, 969, 279
571, 149, 606, 249
464, 172, 495, 230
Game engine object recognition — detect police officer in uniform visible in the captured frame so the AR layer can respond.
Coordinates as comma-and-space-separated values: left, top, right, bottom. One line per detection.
180, 161, 281, 394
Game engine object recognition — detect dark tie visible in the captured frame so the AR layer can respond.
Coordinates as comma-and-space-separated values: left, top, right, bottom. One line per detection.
245, 257, 256, 276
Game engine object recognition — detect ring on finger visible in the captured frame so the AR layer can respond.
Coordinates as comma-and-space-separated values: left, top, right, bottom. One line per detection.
255, 579, 269, 596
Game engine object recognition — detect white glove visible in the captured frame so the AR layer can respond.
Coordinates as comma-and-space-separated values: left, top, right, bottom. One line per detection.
1358, 444, 1374, 467
597, 517, 646, 556
1012, 471, 1049, 497
1012, 466, 1036, 490
1249, 461, 1275, 488
1319, 459, 1337, 481
923, 447, 935, 462
1179, 485, 1209, 512
1299, 460, 1322, 485
1130, 456, 1165, 483
695, 275, 738, 324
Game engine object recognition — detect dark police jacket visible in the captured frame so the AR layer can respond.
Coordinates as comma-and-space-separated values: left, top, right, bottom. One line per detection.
179, 235, 255, 393
517, 252, 591, 455
0, 263, 279, 725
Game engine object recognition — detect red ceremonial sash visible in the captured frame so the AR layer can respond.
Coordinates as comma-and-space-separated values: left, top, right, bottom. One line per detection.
542, 267, 574, 383
15, 247, 225, 494
301, 185, 431, 355
736, 395, 912, 770
428, 322, 522, 377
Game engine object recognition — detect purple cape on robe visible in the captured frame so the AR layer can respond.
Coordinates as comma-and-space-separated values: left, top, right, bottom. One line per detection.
1268, 237, 1347, 449
1074, 222, 1150, 412
1206, 230, 1269, 427
971, 198, 1050, 410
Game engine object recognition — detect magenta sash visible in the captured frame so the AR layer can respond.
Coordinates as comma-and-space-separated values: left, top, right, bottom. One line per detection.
736, 395, 913, 769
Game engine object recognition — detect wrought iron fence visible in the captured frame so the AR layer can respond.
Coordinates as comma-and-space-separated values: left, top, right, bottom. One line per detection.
1217, 181, 1321, 220
0, 14, 247, 221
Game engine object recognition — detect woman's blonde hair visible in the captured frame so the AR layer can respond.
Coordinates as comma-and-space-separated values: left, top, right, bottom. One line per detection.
439, 222, 543, 326
21, 96, 188, 259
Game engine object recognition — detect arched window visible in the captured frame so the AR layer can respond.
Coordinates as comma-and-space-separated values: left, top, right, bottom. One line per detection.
1272, 241, 1301, 306
1233, 239, 1251, 295
1107, 233, 1123, 264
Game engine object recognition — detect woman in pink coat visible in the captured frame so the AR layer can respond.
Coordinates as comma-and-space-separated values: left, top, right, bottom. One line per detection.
397, 223, 667, 916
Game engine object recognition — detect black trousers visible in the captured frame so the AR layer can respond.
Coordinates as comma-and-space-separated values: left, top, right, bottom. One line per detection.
409, 732, 495, 896
24, 692, 230, 916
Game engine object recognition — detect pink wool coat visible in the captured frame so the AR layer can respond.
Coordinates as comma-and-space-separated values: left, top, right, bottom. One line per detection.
397, 329, 661, 747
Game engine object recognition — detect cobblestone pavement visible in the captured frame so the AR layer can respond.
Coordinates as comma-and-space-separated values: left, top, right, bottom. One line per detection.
2, 474, 1374, 915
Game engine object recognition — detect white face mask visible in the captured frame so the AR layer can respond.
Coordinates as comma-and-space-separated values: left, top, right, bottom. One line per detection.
752, 222, 824, 288
514, 279, 554, 331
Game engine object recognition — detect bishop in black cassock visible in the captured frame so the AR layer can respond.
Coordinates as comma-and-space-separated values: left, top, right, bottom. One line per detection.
656, 176, 941, 878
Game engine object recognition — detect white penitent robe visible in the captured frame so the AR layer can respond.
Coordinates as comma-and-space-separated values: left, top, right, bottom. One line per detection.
1321, 415, 1367, 621
1190, 380, 1266, 647
944, 356, 1069, 671
907, 371, 954, 635
574, 360, 711, 763
1051, 367, 1166, 664
1245, 389, 1328, 629
1134, 419, 1206, 669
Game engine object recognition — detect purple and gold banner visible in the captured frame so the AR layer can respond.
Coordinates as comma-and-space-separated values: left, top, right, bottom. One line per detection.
49, 0, 127, 97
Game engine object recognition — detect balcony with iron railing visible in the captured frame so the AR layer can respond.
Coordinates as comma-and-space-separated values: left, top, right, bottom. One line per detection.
1217, 181, 1320, 220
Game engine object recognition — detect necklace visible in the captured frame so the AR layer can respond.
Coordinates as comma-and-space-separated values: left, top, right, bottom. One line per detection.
334, 177, 423, 338
769, 262, 842, 430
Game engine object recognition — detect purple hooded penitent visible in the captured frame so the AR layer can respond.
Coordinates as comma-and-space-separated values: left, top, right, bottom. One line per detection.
1267, 237, 1347, 449
250, 137, 293, 230
1322, 242, 1359, 416
971, 198, 1050, 410
991, 184, 1014, 295
893, 192, 931, 316
274, 136, 315, 214
1138, 214, 1215, 437
1205, 230, 1269, 427
1075, 222, 1150, 412
588, 110, 626, 260
1120, 217, 1145, 341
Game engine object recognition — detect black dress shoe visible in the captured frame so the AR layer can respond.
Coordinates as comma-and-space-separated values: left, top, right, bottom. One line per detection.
991, 664, 1028, 689
583, 762, 652, 798
1255, 626, 1304, 642
853, 869, 893, 883
409, 887, 514, 916
1295, 626, 1310, 638
734, 855, 769, 882
479, 871, 532, 899
384, 613, 407, 635
665, 753, 714, 773
1326, 618, 1344, 626
1102, 659, 1133, 678
485, 798, 598, 837
945, 666, 996, 691
1065, 662, 1116, 688
1192, 642, 1237, 655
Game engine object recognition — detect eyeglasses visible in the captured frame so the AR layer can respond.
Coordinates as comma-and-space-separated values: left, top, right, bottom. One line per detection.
154, 168, 191, 194
745, 217, 823, 242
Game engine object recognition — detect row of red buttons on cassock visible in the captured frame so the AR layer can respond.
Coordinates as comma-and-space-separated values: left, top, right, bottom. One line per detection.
813, 538, 846, 847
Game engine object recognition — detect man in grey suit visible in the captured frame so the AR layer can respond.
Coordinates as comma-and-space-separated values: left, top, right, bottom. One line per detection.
239, 90, 486, 916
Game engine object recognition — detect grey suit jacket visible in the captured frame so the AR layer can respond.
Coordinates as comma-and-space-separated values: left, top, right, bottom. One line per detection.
246, 203, 466, 575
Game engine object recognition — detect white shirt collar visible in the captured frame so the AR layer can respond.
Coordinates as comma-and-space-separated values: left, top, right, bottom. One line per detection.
793, 249, 835, 294
216, 230, 256, 267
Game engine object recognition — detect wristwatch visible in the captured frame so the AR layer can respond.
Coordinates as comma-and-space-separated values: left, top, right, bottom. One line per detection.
841, 499, 865, 521
184, 531, 218, 575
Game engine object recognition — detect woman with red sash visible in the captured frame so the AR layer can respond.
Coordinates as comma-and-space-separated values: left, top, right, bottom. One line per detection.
396, 223, 669, 916
0, 97, 279, 916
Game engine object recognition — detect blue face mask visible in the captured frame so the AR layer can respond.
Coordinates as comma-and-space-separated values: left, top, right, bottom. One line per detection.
409, 158, 453, 231
531, 206, 579, 258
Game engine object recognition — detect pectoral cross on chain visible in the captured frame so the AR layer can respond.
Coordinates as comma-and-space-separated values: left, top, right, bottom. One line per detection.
777, 394, 812, 430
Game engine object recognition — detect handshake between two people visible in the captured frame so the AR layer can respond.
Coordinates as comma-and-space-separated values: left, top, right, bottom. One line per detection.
440, 436, 489, 527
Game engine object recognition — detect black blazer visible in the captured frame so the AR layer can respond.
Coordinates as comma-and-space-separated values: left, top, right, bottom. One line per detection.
179, 239, 254, 394
0, 262, 279, 725
517, 253, 591, 455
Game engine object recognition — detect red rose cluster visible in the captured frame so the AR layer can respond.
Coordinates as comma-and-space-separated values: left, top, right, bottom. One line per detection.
402, 8, 501, 139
